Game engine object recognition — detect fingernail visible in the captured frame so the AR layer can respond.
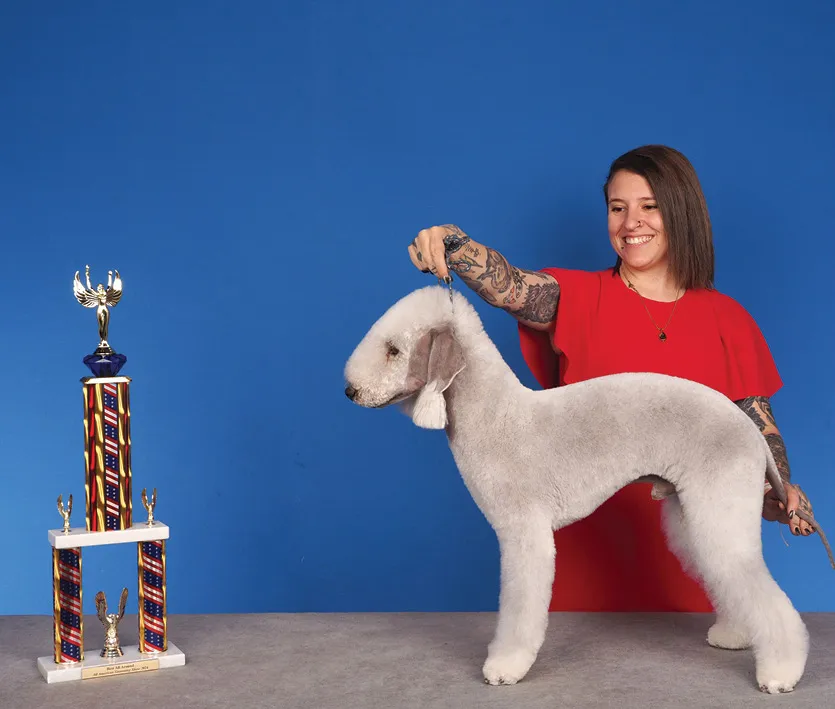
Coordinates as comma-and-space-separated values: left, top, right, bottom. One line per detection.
789, 510, 794, 519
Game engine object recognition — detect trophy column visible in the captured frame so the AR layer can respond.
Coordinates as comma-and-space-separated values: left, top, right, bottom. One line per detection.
52, 547, 83, 663
138, 540, 168, 652
83, 377, 132, 531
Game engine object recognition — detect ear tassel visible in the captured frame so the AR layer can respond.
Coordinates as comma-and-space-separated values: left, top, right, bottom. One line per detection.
411, 382, 447, 429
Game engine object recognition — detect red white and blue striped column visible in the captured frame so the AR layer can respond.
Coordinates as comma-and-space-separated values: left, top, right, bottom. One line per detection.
53, 548, 83, 663
83, 377, 132, 532
138, 540, 167, 653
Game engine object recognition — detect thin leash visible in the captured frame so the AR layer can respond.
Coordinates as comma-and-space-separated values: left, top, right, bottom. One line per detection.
438, 273, 455, 310
434, 252, 455, 309
438, 276, 454, 305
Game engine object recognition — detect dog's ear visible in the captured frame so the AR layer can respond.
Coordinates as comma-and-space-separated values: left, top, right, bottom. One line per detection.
410, 328, 466, 430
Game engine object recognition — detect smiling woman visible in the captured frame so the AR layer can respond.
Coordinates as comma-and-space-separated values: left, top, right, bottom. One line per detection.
406, 144, 815, 613
606, 146, 714, 298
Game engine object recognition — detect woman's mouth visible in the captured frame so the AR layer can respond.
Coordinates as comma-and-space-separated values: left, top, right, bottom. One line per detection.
624, 235, 654, 246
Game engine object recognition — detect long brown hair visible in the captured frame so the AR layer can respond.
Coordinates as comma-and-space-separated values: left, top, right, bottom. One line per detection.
604, 145, 715, 290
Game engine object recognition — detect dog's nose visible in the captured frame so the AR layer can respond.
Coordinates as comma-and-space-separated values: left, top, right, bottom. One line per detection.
345, 385, 358, 400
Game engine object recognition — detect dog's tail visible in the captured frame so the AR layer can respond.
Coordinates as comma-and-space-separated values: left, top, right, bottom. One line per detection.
763, 439, 835, 570
763, 443, 785, 503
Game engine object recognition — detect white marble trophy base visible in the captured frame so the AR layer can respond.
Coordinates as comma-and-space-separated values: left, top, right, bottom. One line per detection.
49, 522, 169, 548
37, 642, 185, 683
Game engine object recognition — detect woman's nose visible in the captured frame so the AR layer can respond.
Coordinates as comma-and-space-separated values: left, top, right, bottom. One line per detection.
625, 209, 643, 230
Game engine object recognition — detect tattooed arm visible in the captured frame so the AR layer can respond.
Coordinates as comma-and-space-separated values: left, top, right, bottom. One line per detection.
407, 224, 560, 331
736, 396, 791, 482
735, 396, 814, 536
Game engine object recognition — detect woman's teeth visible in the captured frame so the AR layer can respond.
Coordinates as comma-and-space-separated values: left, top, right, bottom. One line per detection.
625, 235, 653, 245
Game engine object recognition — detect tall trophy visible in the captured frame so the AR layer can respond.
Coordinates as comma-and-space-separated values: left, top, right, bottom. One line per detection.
37, 266, 186, 683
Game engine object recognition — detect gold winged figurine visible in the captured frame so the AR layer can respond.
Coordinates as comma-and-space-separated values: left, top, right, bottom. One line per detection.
57, 494, 73, 534
73, 265, 123, 354
95, 588, 129, 658
141, 487, 157, 526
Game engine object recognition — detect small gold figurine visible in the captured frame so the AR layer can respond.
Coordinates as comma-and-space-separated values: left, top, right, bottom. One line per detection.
95, 588, 129, 658
57, 494, 73, 534
73, 265, 123, 355
141, 487, 157, 526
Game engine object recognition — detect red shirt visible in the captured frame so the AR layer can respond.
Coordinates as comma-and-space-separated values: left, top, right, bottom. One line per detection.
517, 267, 783, 612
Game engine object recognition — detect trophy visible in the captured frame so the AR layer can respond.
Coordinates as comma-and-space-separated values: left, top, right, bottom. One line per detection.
57, 495, 72, 534
96, 589, 128, 658
141, 488, 157, 526
37, 267, 186, 683
73, 265, 127, 377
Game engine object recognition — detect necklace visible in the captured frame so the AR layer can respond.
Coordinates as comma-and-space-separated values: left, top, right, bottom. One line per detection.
622, 270, 682, 342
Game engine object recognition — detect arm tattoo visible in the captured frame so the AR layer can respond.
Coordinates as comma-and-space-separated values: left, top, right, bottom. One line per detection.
448, 242, 559, 323
450, 244, 500, 303
765, 432, 791, 482
516, 281, 561, 323
478, 248, 514, 293
735, 396, 791, 483
737, 396, 768, 429
758, 397, 776, 422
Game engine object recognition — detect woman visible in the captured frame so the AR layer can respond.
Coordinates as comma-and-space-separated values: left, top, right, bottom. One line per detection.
407, 144, 815, 612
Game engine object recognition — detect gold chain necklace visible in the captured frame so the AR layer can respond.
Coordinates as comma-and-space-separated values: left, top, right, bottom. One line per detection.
622, 269, 682, 342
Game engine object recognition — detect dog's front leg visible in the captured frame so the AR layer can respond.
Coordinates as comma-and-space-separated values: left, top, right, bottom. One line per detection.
483, 515, 555, 686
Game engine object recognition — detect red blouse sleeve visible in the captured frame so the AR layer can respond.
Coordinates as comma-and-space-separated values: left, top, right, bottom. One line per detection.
713, 293, 783, 401
517, 267, 600, 389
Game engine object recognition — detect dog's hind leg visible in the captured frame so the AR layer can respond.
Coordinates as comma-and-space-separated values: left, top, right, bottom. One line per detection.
676, 483, 809, 694
483, 512, 555, 686
660, 495, 752, 650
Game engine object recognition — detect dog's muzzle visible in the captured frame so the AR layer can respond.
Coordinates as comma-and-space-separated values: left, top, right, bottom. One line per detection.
345, 385, 358, 401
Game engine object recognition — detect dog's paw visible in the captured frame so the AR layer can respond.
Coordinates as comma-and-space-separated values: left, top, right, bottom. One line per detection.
758, 677, 798, 694
756, 660, 804, 694
707, 622, 751, 650
482, 648, 536, 686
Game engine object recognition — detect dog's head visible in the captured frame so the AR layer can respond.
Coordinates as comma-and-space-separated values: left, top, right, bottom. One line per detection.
344, 287, 466, 429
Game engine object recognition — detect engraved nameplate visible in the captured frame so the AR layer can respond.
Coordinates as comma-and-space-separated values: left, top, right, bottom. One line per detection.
82, 658, 160, 680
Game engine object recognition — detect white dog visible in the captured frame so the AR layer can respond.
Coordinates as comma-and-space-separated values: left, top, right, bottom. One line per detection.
344, 285, 810, 694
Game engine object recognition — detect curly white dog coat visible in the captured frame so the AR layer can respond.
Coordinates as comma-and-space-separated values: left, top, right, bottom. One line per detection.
344, 285, 810, 694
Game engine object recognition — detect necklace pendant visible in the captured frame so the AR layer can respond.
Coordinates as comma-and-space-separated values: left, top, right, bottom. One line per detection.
658, 330, 667, 342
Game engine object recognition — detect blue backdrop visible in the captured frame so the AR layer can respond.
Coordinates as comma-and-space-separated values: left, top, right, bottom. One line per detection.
1, 0, 833, 615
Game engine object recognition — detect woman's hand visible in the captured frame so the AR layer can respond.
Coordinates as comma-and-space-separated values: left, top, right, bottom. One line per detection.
763, 482, 815, 536
407, 224, 468, 282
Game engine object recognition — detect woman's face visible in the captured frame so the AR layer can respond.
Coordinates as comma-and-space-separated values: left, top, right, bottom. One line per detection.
607, 170, 669, 273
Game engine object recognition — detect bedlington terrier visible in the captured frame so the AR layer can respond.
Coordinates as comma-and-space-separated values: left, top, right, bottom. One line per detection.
343, 285, 815, 694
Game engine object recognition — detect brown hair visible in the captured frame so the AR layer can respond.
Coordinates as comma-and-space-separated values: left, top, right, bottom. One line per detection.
603, 145, 715, 290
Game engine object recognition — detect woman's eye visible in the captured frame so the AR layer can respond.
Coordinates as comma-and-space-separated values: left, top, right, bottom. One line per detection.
609, 206, 623, 213
643, 204, 658, 210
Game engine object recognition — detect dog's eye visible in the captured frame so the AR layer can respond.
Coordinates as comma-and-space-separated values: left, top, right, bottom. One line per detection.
386, 343, 400, 357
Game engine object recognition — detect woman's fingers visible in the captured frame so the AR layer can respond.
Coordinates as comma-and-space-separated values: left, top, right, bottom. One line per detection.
763, 484, 816, 536
427, 228, 450, 281
762, 485, 787, 523
783, 483, 817, 536
411, 232, 436, 274
795, 486, 816, 536
408, 227, 451, 280
407, 242, 429, 272
784, 484, 802, 535
762, 494, 782, 522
